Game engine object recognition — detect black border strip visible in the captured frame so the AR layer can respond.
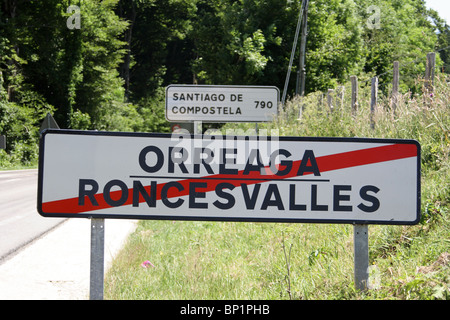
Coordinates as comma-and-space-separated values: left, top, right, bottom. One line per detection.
37, 129, 421, 225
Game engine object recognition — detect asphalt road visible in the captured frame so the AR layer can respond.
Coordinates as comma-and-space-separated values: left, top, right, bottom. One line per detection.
0, 168, 137, 299
0, 169, 65, 261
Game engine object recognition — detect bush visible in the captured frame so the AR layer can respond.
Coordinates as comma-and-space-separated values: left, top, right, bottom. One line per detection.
0, 98, 54, 168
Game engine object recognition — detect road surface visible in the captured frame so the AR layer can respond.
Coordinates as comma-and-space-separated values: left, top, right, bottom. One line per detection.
0, 169, 137, 299
0, 169, 65, 261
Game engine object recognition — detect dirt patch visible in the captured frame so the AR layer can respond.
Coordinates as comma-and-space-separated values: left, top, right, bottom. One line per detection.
416, 252, 450, 274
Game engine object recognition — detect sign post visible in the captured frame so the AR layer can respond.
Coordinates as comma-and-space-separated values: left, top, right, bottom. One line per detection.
38, 130, 420, 295
89, 218, 105, 300
194, 120, 202, 135
354, 224, 369, 291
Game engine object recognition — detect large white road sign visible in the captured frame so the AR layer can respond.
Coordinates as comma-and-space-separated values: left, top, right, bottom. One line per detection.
165, 85, 279, 122
38, 130, 420, 225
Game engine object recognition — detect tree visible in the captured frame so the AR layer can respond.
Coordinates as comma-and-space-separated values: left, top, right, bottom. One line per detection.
0, 0, 56, 165
190, 0, 287, 86
189, 0, 365, 96
116, 0, 198, 102
73, 0, 130, 130
356, 0, 440, 91
305, 0, 364, 92
427, 6, 450, 73
12, 0, 131, 130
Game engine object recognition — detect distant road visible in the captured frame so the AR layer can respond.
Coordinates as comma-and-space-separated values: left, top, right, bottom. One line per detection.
0, 169, 65, 262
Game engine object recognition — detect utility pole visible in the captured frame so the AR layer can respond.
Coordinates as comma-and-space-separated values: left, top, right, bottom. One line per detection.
296, 0, 309, 97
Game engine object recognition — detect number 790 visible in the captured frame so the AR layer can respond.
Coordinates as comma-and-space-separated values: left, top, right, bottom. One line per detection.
254, 101, 273, 108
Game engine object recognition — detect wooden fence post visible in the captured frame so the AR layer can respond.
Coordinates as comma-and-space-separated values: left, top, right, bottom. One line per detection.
350, 76, 358, 116
327, 89, 334, 113
337, 85, 345, 110
392, 61, 399, 112
370, 76, 378, 130
425, 52, 436, 92
318, 92, 324, 108
337, 86, 345, 118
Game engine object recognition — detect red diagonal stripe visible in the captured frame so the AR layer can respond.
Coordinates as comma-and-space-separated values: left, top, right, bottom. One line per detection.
41, 143, 417, 214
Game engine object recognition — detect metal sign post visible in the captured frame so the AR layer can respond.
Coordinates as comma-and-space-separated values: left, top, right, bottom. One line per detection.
194, 120, 202, 135
89, 218, 105, 300
354, 224, 369, 291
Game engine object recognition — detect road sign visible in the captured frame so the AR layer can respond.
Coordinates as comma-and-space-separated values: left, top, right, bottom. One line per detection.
165, 85, 279, 122
39, 113, 60, 133
38, 129, 420, 225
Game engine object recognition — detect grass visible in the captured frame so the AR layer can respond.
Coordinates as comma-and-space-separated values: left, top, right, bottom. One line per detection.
105, 74, 449, 300
106, 221, 358, 299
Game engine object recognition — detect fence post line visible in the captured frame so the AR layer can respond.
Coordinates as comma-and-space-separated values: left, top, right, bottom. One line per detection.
370, 76, 378, 130
337, 86, 345, 107
425, 52, 436, 92
327, 89, 334, 113
392, 61, 399, 112
350, 76, 358, 117
318, 92, 323, 107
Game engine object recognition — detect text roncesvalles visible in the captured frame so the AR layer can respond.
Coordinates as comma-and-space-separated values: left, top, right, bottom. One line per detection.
77, 146, 381, 214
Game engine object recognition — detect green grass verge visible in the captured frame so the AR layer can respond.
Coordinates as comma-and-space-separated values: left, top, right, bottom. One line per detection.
105, 75, 449, 300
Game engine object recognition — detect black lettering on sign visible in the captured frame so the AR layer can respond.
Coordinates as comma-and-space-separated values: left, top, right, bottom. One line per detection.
357, 185, 380, 213
189, 182, 208, 209
243, 149, 265, 175
297, 150, 320, 176
289, 184, 307, 210
139, 146, 164, 173
270, 149, 292, 176
241, 183, 261, 210
261, 184, 284, 210
194, 147, 214, 174
220, 148, 238, 175
103, 179, 128, 207
161, 181, 184, 208
213, 182, 236, 209
168, 147, 189, 173
133, 180, 157, 207
333, 185, 352, 212
79, 179, 99, 206
311, 184, 328, 211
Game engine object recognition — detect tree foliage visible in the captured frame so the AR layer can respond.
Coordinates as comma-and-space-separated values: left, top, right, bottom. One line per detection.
0, 0, 448, 167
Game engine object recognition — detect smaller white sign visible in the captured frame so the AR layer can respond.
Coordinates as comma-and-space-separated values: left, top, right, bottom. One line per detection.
165, 85, 279, 122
